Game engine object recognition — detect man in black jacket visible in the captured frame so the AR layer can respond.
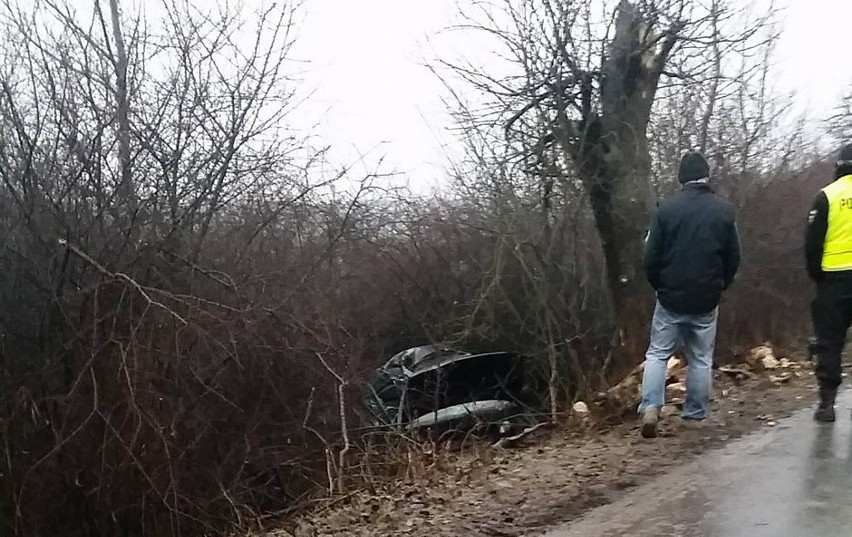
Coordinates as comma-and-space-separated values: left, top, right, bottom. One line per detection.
638, 151, 741, 438
805, 143, 852, 422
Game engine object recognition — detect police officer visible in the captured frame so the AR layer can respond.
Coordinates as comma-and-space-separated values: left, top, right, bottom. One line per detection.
805, 143, 852, 422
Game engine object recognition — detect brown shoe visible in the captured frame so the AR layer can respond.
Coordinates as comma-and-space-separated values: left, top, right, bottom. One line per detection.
641, 407, 660, 438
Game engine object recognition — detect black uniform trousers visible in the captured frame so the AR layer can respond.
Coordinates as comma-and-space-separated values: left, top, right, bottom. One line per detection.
812, 273, 852, 390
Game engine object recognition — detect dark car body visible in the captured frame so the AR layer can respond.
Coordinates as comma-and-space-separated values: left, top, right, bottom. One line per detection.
362, 345, 535, 430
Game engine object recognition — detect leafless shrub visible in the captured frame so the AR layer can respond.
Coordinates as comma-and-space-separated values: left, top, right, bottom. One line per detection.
0, 0, 832, 535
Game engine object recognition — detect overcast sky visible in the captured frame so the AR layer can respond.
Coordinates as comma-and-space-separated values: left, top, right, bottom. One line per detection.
776, 0, 851, 109
289, 0, 457, 191
287, 0, 852, 192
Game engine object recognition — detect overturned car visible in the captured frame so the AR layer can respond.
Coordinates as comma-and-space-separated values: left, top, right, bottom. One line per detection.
362, 345, 540, 432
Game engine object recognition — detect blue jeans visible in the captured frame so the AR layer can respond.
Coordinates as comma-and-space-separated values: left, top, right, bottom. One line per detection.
639, 302, 718, 419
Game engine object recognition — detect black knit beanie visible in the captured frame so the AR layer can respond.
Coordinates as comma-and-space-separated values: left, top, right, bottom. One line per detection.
678, 151, 710, 184
837, 143, 852, 179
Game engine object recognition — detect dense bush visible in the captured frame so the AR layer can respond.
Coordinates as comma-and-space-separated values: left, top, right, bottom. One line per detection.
0, 0, 839, 535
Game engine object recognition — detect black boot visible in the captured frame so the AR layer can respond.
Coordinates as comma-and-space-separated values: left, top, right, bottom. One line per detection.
815, 389, 837, 423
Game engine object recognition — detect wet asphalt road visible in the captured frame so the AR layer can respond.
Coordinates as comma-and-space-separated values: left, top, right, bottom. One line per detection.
542, 390, 852, 537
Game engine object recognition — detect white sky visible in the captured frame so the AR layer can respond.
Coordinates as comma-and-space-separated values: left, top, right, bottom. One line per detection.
289, 0, 852, 192
20, 0, 852, 190
775, 0, 851, 118
289, 0, 459, 192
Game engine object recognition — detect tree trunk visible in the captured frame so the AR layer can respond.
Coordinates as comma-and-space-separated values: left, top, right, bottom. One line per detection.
561, 0, 678, 370
106, 0, 136, 215
580, 119, 654, 370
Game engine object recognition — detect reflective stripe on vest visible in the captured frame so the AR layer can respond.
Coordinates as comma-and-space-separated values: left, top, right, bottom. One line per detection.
822, 175, 852, 271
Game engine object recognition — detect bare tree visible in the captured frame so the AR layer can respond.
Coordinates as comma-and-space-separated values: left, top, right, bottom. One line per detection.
829, 90, 852, 143
647, 1, 801, 205
0, 1, 378, 535
0, 0, 826, 534
439, 0, 779, 366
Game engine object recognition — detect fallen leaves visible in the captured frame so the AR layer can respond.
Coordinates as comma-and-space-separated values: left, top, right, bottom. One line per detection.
596, 344, 811, 416
603, 356, 684, 412
769, 372, 792, 385
718, 365, 756, 381
277, 345, 816, 537
747, 345, 786, 370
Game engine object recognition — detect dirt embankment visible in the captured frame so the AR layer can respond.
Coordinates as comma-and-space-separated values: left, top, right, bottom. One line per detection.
277, 353, 818, 537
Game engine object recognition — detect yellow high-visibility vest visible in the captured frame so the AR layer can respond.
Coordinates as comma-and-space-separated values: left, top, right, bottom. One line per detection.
822, 174, 852, 271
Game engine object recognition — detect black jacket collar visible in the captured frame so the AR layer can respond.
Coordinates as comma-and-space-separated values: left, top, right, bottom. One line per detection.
681, 181, 714, 193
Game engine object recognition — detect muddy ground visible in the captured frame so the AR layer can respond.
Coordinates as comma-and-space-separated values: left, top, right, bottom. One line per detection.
276, 359, 820, 537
